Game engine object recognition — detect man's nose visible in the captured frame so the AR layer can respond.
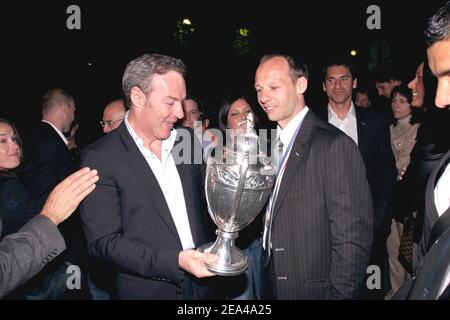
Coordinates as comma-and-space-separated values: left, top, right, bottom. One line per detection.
174, 103, 184, 119
435, 81, 450, 108
259, 91, 270, 104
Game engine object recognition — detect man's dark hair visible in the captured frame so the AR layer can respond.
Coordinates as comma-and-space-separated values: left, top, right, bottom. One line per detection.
425, 1, 450, 48
373, 63, 402, 83
322, 57, 357, 81
184, 94, 204, 112
390, 85, 422, 126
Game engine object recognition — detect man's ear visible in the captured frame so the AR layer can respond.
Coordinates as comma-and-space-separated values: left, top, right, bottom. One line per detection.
353, 78, 358, 89
296, 77, 308, 95
322, 82, 327, 92
130, 87, 146, 109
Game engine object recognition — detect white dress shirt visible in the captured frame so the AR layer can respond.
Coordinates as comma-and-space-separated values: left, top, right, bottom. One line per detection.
263, 106, 309, 250
434, 163, 450, 217
328, 103, 358, 145
276, 106, 310, 167
434, 162, 450, 297
125, 112, 195, 250
41, 120, 69, 146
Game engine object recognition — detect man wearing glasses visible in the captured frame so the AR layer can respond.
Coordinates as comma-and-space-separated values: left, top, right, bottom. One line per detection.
100, 99, 126, 133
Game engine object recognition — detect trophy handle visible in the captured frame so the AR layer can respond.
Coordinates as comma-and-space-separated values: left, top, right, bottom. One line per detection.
228, 156, 249, 229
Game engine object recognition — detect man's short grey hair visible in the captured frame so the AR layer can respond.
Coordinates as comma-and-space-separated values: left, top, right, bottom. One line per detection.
425, 1, 450, 47
41, 88, 74, 116
122, 53, 186, 108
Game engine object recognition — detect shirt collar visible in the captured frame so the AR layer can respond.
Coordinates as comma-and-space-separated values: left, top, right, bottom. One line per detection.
124, 111, 177, 156
328, 102, 356, 122
397, 115, 412, 126
277, 106, 309, 147
41, 120, 68, 145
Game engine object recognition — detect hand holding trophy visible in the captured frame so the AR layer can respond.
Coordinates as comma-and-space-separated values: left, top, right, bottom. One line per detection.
198, 113, 276, 276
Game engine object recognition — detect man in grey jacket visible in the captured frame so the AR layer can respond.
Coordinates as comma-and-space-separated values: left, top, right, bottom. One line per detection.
0, 167, 98, 298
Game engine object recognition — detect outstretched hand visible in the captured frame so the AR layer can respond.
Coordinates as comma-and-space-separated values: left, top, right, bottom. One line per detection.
40, 167, 99, 225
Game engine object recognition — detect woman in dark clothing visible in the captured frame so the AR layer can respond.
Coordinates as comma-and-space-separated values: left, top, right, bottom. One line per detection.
0, 118, 40, 237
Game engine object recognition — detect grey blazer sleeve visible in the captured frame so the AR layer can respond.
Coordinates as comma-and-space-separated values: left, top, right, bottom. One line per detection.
0, 215, 66, 298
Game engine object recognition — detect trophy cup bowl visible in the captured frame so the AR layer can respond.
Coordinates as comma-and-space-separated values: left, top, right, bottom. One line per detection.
198, 131, 275, 276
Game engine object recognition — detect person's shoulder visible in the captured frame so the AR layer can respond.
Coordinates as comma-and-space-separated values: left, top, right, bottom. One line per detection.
309, 111, 344, 138
85, 128, 123, 153
81, 128, 127, 166
356, 107, 390, 125
0, 176, 30, 208
0, 176, 16, 196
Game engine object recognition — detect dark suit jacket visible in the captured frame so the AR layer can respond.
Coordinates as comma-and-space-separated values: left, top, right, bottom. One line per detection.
418, 149, 450, 264
354, 108, 396, 232
24, 122, 77, 209
0, 215, 66, 298
23, 122, 80, 260
0, 176, 39, 236
317, 107, 396, 233
80, 123, 212, 300
268, 110, 373, 299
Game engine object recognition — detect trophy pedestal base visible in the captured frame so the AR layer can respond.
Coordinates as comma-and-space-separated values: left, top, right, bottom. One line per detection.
198, 230, 248, 276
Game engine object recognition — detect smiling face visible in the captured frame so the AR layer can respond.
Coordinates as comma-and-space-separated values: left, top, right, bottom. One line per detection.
0, 122, 21, 171
323, 65, 357, 106
427, 38, 450, 109
255, 56, 307, 129
226, 98, 253, 136
133, 71, 186, 142
407, 62, 425, 108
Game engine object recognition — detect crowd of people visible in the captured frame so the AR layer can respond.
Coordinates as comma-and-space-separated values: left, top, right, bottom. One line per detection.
0, 2, 449, 300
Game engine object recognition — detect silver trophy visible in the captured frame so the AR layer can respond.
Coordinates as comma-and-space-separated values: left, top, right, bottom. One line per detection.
198, 114, 276, 276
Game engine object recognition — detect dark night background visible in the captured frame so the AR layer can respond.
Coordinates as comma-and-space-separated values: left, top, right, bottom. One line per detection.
1, 0, 446, 148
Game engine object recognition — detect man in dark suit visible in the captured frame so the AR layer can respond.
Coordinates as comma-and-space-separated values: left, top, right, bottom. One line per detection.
21, 88, 83, 299
80, 53, 217, 300
254, 54, 373, 299
320, 58, 396, 236
320, 59, 397, 298
419, 0, 450, 265
25, 89, 78, 208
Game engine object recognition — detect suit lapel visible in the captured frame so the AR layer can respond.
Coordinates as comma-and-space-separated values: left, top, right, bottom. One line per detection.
429, 150, 450, 217
355, 109, 369, 159
41, 122, 70, 151
118, 124, 181, 244
273, 110, 316, 217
